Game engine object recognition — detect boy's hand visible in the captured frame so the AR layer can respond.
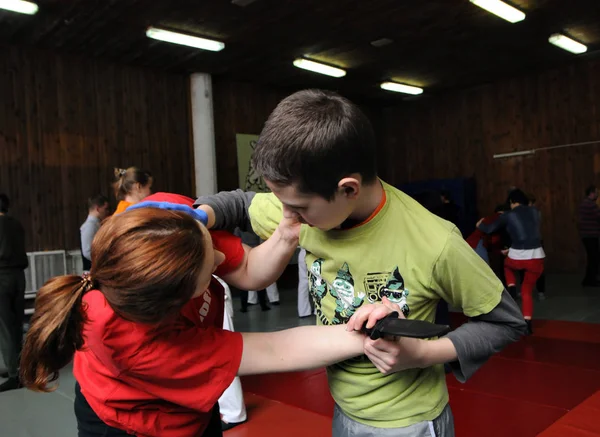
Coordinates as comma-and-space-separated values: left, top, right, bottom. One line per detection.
346, 297, 401, 332
276, 213, 301, 243
359, 306, 428, 374
348, 298, 434, 374
364, 334, 428, 375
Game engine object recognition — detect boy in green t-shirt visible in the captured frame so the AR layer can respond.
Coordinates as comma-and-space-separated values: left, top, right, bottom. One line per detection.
195, 89, 526, 437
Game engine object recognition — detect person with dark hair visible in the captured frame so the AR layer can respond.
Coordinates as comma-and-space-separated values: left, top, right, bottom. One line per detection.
0, 193, 28, 392
80, 195, 110, 271
195, 89, 526, 436
112, 167, 153, 214
578, 184, 600, 287
478, 189, 543, 334
19, 203, 397, 437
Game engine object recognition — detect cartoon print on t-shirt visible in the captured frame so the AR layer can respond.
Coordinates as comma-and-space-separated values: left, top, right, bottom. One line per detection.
330, 263, 365, 324
309, 258, 328, 319
368, 267, 410, 317
308, 259, 411, 324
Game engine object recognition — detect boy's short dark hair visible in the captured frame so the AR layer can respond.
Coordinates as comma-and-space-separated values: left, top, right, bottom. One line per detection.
507, 189, 529, 206
0, 193, 9, 213
585, 185, 597, 196
88, 194, 109, 210
252, 89, 378, 200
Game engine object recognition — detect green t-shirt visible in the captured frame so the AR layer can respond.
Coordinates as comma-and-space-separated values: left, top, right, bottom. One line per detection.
249, 180, 504, 428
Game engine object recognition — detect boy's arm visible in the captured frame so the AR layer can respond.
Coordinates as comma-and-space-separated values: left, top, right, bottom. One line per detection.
431, 229, 526, 381
194, 190, 256, 232
195, 190, 284, 242
445, 290, 525, 382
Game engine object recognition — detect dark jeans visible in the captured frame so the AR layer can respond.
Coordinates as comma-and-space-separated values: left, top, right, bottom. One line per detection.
0, 269, 25, 377
74, 383, 222, 437
582, 237, 599, 284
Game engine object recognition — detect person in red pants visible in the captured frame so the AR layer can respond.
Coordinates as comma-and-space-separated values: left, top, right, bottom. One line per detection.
477, 189, 543, 334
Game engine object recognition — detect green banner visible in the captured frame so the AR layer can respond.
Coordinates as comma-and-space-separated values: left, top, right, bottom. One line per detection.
236, 133, 269, 192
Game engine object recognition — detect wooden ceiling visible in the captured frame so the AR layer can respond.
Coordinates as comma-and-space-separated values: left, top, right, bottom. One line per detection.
2, 0, 600, 102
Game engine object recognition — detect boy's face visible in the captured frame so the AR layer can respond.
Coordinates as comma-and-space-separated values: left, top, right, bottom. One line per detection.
97, 202, 110, 220
266, 180, 355, 231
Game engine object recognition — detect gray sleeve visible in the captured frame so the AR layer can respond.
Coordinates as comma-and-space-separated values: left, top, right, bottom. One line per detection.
193, 190, 257, 232
445, 290, 527, 382
80, 222, 97, 260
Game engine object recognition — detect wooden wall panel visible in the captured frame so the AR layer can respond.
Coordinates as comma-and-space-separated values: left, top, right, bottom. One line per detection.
0, 45, 193, 252
380, 60, 600, 272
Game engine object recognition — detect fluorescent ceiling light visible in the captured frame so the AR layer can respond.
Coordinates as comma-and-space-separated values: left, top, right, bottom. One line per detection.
469, 0, 525, 23
548, 33, 587, 54
293, 59, 346, 78
380, 82, 423, 95
0, 0, 38, 15
146, 27, 225, 52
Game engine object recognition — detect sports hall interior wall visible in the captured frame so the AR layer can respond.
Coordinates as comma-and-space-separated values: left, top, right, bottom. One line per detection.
3, 41, 598, 272
0, 44, 195, 252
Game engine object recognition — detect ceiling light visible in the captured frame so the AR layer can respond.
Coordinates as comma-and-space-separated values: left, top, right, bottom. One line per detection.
548, 33, 587, 54
380, 82, 423, 95
0, 0, 38, 15
292, 59, 346, 78
469, 0, 525, 23
146, 27, 225, 52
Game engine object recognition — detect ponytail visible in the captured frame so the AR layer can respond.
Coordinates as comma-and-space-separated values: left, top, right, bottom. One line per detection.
112, 167, 128, 200
20, 274, 93, 392
112, 167, 152, 201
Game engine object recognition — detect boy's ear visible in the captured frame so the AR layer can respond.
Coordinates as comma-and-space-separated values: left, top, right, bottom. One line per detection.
338, 176, 361, 199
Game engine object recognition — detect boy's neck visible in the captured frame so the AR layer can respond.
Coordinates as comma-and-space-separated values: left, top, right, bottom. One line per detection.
348, 180, 384, 223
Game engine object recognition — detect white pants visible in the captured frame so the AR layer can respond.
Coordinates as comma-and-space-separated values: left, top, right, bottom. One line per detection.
215, 277, 247, 424
248, 282, 280, 304
297, 249, 312, 317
